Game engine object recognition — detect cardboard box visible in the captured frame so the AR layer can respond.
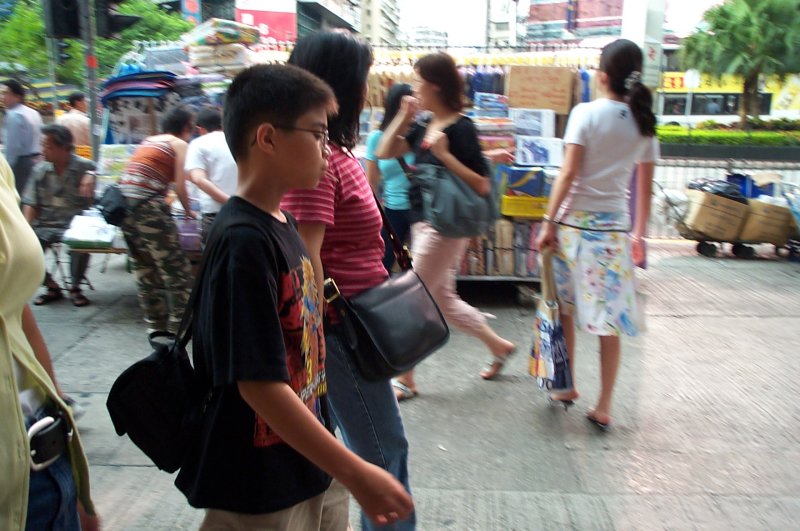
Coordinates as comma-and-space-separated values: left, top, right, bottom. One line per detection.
684, 190, 749, 242
739, 200, 792, 245
505, 66, 574, 114
509, 108, 556, 137
515, 136, 564, 167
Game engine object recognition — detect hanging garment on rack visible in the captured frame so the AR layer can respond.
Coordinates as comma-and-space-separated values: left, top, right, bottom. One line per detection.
579, 69, 591, 103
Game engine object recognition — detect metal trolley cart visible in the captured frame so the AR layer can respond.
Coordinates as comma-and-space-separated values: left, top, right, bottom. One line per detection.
658, 180, 799, 259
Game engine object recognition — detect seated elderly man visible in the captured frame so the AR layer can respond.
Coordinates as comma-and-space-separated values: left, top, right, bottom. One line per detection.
22, 124, 96, 307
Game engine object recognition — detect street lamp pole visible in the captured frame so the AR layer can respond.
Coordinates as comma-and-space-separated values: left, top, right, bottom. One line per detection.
80, 0, 100, 161
46, 38, 60, 115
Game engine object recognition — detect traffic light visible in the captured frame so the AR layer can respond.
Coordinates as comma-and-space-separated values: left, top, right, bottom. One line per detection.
96, 0, 142, 39
56, 40, 71, 66
43, 0, 81, 39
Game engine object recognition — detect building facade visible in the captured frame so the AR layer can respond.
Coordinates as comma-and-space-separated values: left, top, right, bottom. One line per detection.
202, 0, 235, 20
360, 0, 401, 46
409, 26, 448, 48
488, 0, 518, 47
231, 0, 360, 42
296, 0, 361, 38
526, 0, 624, 42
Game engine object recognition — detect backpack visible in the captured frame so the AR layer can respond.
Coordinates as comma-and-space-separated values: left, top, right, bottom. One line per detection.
106, 331, 203, 472
106, 213, 260, 472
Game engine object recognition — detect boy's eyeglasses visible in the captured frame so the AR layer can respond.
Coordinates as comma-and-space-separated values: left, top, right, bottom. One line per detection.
250, 125, 329, 148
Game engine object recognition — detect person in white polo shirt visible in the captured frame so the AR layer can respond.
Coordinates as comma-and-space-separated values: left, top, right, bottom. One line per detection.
184, 107, 237, 243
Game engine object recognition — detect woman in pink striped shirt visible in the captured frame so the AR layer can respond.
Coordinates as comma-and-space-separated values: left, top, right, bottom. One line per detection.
281, 31, 415, 531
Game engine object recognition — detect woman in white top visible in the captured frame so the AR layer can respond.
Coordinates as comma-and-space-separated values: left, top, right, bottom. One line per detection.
536, 39, 659, 430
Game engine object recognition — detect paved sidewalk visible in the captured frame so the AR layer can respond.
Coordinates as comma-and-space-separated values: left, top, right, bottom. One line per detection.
30, 241, 800, 530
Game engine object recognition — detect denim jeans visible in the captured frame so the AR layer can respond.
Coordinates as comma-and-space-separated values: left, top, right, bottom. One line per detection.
25, 448, 80, 531
325, 331, 416, 531
381, 208, 412, 272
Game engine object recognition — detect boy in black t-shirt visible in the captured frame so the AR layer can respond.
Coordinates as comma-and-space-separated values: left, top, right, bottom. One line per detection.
175, 64, 414, 529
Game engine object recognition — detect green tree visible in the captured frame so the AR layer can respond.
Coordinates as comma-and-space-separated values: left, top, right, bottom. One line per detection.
95, 0, 192, 76
680, 0, 800, 126
0, 1, 84, 85
0, 0, 191, 87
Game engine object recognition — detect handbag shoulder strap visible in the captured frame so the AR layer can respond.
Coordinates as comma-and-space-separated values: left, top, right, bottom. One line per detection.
370, 189, 412, 271
396, 156, 413, 179
172, 213, 267, 350
170, 218, 220, 351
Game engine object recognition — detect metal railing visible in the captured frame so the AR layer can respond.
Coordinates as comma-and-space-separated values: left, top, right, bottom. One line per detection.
650, 158, 800, 238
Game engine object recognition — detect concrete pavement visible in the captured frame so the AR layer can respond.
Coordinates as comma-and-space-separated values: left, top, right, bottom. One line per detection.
30, 241, 800, 530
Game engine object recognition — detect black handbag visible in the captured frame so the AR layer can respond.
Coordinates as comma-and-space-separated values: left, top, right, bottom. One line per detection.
97, 184, 128, 226
324, 194, 450, 381
97, 184, 161, 226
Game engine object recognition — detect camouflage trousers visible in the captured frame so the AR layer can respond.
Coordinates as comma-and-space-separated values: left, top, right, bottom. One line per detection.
121, 198, 193, 334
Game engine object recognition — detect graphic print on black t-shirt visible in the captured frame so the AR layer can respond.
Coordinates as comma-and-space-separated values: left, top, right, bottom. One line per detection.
254, 256, 326, 448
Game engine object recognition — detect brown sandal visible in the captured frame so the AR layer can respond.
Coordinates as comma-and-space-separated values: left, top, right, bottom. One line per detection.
70, 290, 90, 307
34, 287, 63, 305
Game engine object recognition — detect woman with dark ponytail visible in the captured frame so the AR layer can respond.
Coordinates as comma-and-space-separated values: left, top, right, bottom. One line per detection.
536, 39, 659, 431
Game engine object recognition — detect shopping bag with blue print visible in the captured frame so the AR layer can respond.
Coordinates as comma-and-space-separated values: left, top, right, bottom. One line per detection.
529, 247, 573, 391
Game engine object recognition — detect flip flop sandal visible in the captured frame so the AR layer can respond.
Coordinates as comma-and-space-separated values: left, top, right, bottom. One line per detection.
34, 288, 63, 305
391, 379, 418, 402
70, 291, 90, 307
480, 347, 517, 381
586, 411, 612, 432
547, 395, 576, 411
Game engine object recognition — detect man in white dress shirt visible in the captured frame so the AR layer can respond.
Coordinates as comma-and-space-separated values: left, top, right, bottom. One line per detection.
3, 80, 43, 195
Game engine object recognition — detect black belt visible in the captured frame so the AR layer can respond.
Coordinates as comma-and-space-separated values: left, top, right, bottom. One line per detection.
27, 408, 72, 471
21, 153, 40, 158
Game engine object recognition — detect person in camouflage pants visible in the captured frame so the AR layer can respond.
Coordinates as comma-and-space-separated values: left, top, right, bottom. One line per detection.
121, 198, 193, 334
118, 107, 197, 335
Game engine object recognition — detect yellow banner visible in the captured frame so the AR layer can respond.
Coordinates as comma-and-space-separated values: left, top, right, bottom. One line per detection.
772, 75, 800, 112
659, 71, 787, 95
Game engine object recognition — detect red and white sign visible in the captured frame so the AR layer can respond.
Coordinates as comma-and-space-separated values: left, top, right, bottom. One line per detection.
235, 0, 297, 42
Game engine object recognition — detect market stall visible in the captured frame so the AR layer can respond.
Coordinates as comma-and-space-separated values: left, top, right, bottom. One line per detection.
91, 23, 608, 284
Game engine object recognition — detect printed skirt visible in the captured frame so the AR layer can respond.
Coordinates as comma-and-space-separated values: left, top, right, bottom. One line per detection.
553, 210, 639, 337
